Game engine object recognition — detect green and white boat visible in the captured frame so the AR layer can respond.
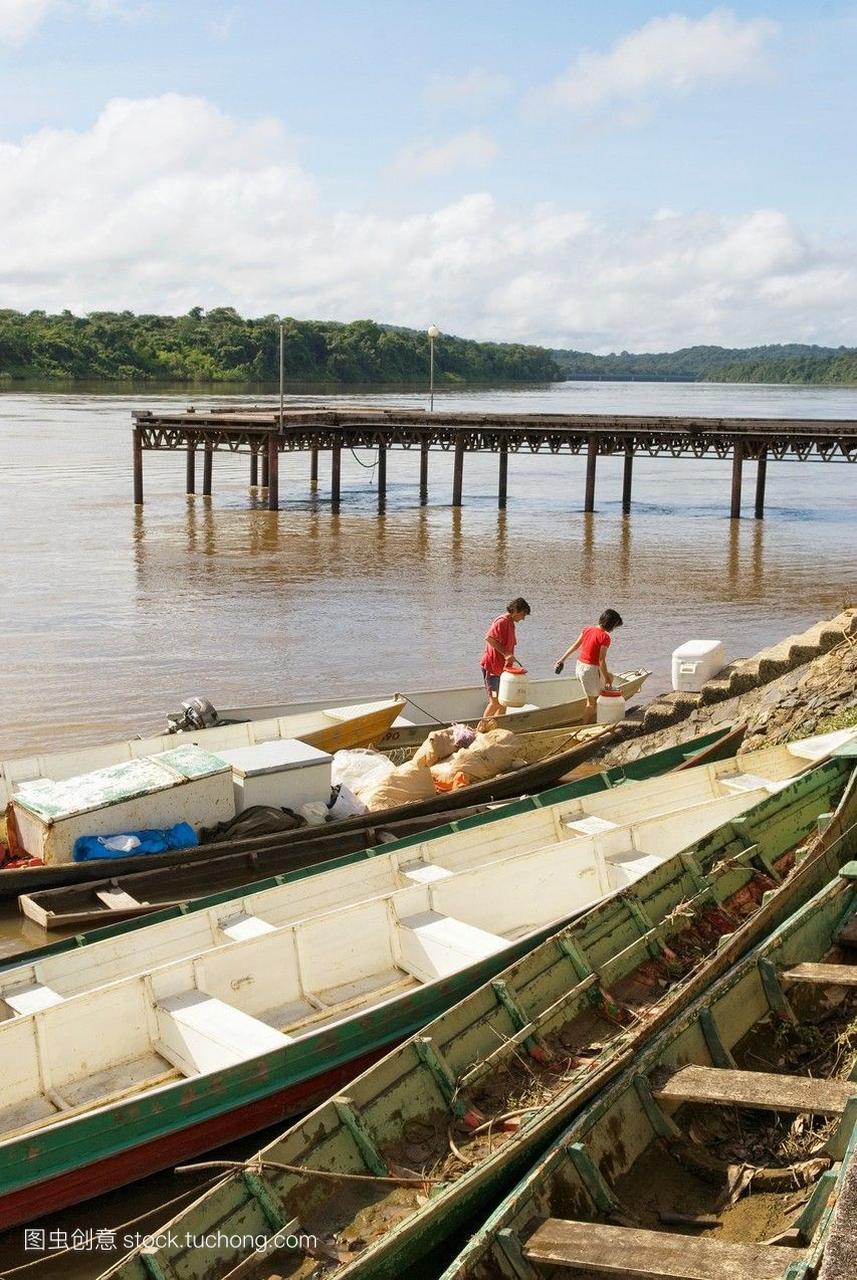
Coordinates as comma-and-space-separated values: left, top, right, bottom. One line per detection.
443, 859, 857, 1280
102, 743, 857, 1279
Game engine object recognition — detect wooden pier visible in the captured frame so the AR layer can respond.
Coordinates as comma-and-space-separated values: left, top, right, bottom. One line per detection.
131, 405, 857, 518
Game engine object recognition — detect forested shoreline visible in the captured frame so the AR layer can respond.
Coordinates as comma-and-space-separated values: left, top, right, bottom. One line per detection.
1, 308, 856, 386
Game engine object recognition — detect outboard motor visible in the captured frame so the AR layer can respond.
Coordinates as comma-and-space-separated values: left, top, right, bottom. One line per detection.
166, 697, 219, 734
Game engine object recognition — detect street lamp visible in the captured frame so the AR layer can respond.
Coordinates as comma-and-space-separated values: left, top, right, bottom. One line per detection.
427, 324, 440, 412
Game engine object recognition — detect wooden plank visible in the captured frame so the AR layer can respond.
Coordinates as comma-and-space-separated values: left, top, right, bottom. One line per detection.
95, 886, 142, 912
523, 1218, 805, 1280
783, 962, 857, 987
652, 1065, 856, 1115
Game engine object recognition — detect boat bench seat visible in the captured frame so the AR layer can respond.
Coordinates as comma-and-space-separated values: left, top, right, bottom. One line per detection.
217, 912, 278, 942
523, 1218, 804, 1279
95, 887, 142, 912
3, 981, 64, 1017
652, 1064, 857, 1115
605, 849, 664, 888
397, 911, 507, 982
783, 962, 857, 987
564, 815, 619, 835
717, 772, 774, 794
156, 991, 294, 1075
399, 859, 455, 885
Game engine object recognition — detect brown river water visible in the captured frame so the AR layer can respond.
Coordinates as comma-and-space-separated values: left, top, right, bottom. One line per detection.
0, 379, 855, 1276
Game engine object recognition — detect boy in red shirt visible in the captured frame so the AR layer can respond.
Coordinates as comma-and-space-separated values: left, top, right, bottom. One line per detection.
480, 597, 531, 718
554, 608, 623, 723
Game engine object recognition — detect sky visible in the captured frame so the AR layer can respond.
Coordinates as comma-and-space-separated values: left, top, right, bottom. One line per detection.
0, 0, 855, 352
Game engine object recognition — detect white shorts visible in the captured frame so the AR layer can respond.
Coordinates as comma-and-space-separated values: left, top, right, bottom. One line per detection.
576, 660, 602, 698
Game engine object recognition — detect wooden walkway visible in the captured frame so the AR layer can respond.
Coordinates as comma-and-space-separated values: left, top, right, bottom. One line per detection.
130, 404, 857, 517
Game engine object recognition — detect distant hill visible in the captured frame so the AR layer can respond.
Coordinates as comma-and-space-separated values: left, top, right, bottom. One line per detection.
549, 343, 857, 384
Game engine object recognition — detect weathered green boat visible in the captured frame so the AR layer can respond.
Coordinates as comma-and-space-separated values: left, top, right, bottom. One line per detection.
443, 859, 857, 1280
103, 744, 857, 1280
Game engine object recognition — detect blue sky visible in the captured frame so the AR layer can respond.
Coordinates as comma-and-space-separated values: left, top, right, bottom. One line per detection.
1, 1, 855, 350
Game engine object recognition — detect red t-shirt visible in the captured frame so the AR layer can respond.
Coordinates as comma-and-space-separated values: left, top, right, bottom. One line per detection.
579, 626, 611, 666
481, 614, 516, 676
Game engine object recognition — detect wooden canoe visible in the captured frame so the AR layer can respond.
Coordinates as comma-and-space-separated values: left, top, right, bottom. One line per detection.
213, 668, 652, 750
0, 751, 847, 1231
10, 721, 767, 952
444, 855, 857, 1280
101, 744, 857, 1280
16, 725, 749, 933
0, 715, 744, 898
3, 727, 828, 947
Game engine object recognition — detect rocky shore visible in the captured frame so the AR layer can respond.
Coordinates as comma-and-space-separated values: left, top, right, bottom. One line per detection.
600, 608, 857, 767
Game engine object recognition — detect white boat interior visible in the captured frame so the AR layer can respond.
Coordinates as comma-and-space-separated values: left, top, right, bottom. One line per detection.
0, 730, 845, 1027
0, 781, 774, 1140
0, 698, 404, 808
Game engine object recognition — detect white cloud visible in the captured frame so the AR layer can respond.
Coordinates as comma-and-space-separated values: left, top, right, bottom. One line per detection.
425, 68, 511, 110
0, 0, 130, 44
393, 131, 499, 179
538, 10, 778, 116
0, 93, 855, 352
0, 0, 54, 43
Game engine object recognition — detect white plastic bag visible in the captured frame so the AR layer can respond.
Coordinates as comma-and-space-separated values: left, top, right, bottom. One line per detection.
301, 801, 330, 826
327, 784, 368, 820
331, 748, 395, 794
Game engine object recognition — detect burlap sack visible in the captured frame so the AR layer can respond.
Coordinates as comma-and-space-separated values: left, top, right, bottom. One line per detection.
412, 727, 457, 768
358, 760, 437, 811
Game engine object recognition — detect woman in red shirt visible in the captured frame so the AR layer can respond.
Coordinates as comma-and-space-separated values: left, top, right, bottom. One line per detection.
480, 597, 531, 719
554, 608, 623, 723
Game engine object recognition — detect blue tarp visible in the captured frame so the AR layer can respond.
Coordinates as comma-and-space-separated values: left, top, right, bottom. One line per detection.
73, 821, 198, 862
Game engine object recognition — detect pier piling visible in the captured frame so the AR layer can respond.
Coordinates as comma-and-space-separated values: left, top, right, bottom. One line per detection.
452, 432, 465, 506
755, 449, 768, 520
331, 443, 342, 512
377, 443, 387, 511
310, 446, 319, 493
622, 444, 634, 514
498, 440, 508, 509
266, 435, 279, 511
730, 442, 744, 519
584, 436, 598, 512
132, 426, 143, 505
261, 446, 269, 489
202, 444, 213, 497
185, 437, 196, 495
419, 441, 429, 506
250, 447, 258, 488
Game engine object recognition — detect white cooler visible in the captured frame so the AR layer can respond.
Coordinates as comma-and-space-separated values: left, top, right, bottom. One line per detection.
12, 744, 234, 864
671, 640, 727, 692
215, 740, 333, 815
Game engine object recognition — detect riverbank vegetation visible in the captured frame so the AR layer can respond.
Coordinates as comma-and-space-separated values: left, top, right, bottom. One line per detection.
0, 310, 558, 385
1, 309, 855, 386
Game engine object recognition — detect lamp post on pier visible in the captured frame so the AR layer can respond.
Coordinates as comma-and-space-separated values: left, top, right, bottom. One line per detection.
427, 324, 440, 412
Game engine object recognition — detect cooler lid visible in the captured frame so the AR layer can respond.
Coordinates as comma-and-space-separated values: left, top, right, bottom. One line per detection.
672, 639, 725, 660
215, 739, 333, 779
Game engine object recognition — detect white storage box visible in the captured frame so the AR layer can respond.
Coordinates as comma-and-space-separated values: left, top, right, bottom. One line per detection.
215, 740, 333, 815
12, 745, 234, 864
671, 640, 727, 693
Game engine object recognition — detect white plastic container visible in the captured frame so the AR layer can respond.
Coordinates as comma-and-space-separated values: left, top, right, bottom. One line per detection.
672, 640, 727, 693
215, 740, 332, 815
596, 691, 626, 724
498, 666, 528, 708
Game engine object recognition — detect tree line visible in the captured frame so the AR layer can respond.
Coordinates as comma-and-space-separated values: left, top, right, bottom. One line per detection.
0, 309, 559, 384
1, 309, 854, 385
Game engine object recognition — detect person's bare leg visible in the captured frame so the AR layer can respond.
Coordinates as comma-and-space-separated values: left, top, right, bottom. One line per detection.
483, 693, 503, 718
582, 696, 597, 725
